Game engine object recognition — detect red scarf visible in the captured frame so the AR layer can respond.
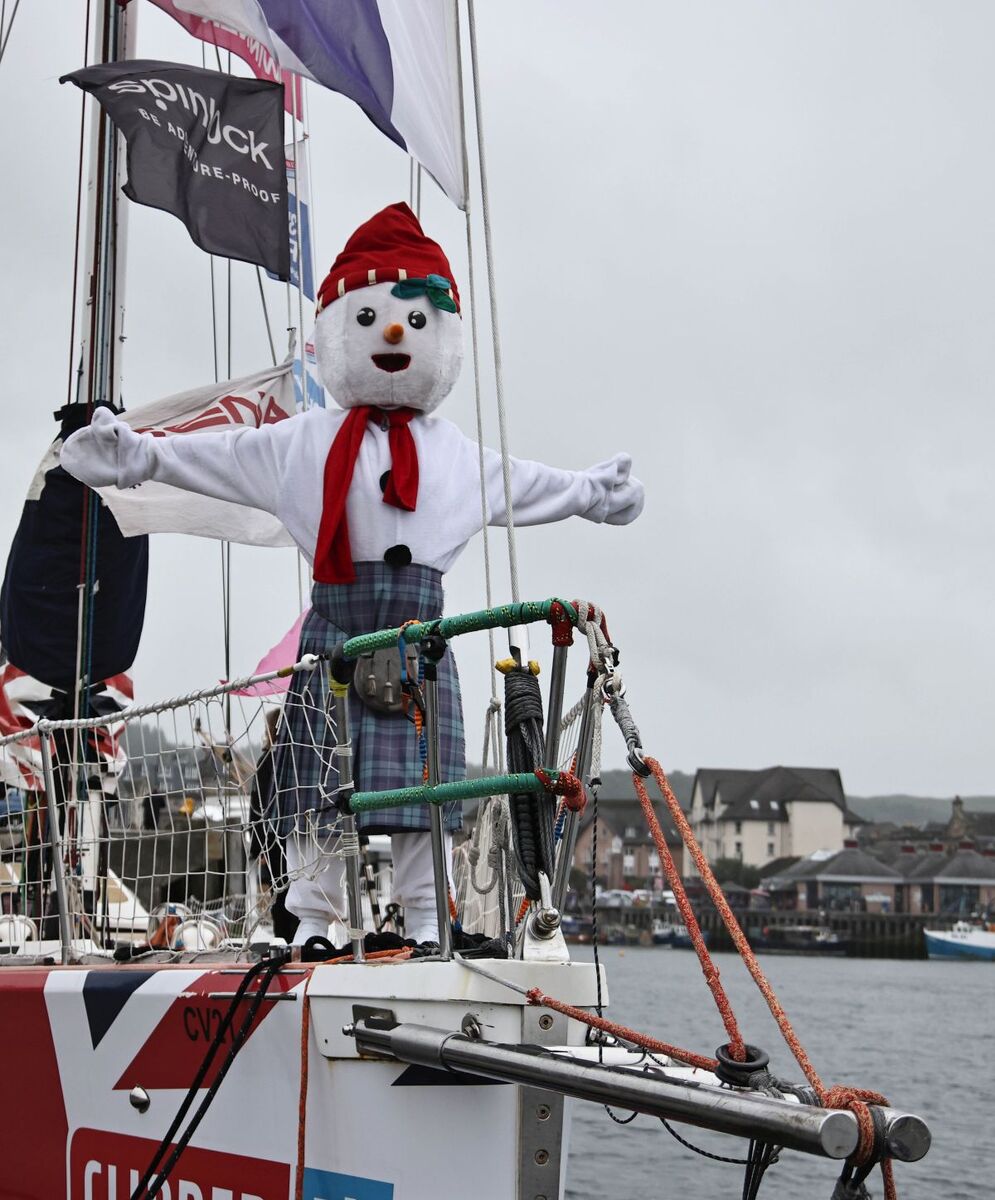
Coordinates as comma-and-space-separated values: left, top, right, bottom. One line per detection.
313, 406, 419, 584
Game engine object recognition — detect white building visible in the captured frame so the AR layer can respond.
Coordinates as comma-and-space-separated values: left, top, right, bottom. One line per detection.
688, 766, 864, 870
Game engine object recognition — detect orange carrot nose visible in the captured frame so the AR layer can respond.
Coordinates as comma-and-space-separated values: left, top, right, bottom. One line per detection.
383, 323, 405, 345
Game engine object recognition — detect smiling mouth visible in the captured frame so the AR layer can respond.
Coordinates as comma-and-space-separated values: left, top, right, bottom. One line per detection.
371, 353, 411, 373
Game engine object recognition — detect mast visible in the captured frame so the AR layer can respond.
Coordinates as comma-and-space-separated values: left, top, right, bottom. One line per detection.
69, 0, 137, 943
75, 0, 134, 420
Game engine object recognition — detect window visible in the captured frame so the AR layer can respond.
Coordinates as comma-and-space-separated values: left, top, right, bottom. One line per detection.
648, 852, 659, 869
623, 854, 635, 874
749, 799, 759, 810
767, 822, 775, 835
735, 841, 742, 858
771, 800, 779, 811
939, 884, 980, 915
625, 826, 637, 839
611, 836, 622, 853
767, 842, 775, 857
734, 821, 742, 834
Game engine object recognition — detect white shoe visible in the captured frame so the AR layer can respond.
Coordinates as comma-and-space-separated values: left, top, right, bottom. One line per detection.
292, 916, 331, 946
404, 903, 440, 945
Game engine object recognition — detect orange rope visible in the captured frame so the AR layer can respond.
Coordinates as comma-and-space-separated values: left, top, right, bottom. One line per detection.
326, 947, 413, 965
631, 762, 746, 1061
294, 979, 311, 1200
525, 987, 717, 1071
536, 766, 586, 811
636, 757, 897, 1196
397, 618, 429, 783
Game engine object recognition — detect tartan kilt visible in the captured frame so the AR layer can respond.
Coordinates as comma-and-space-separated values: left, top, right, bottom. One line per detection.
271, 561, 464, 837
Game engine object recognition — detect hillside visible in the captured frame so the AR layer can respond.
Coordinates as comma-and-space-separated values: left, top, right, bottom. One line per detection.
845, 793, 995, 827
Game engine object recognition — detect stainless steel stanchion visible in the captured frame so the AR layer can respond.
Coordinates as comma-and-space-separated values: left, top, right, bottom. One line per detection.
330, 677, 365, 962
543, 643, 569, 769
39, 726, 73, 965
423, 637, 453, 959
551, 677, 596, 910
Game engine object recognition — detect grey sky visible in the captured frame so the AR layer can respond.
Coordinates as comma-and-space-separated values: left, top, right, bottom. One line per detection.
1, 2, 992, 796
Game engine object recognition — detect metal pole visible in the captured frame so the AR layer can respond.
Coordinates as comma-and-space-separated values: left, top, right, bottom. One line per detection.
39, 729, 73, 965
542, 644, 569, 768
332, 686, 364, 962
551, 681, 596, 910
423, 667, 453, 959
349, 1022, 870, 1161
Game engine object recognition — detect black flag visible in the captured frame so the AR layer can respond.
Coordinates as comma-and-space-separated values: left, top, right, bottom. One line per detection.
61, 60, 290, 279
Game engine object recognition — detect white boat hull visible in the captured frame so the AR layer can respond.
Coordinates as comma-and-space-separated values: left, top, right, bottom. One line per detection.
0, 957, 603, 1199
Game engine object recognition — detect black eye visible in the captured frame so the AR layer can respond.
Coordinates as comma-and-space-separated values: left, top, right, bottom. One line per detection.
356, 307, 376, 326
408, 310, 427, 330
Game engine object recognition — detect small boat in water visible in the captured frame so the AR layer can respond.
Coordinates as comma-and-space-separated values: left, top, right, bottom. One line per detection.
753, 924, 850, 956
651, 917, 676, 945
924, 921, 995, 961
672, 923, 711, 950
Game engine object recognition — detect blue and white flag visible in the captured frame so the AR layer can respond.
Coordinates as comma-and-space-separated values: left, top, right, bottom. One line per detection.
268, 141, 315, 299
293, 338, 326, 412
171, 0, 467, 208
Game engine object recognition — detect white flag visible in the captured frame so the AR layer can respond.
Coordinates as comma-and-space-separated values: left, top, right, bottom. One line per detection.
96, 360, 296, 548
170, 0, 467, 209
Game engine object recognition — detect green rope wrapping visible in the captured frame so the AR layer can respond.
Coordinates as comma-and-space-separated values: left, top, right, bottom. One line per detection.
347, 771, 559, 814
341, 599, 578, 659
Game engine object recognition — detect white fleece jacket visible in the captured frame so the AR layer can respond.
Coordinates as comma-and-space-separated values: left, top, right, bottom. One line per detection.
61, 405, 644, 573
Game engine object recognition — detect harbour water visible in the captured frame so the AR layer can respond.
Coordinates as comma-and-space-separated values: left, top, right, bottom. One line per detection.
564, 947, 989, 1199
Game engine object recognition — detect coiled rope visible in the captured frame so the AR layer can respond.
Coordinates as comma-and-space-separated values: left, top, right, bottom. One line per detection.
504, 667, 553, 899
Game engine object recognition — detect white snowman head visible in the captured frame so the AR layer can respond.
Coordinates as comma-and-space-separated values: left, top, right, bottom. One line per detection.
312, 202, 463, 414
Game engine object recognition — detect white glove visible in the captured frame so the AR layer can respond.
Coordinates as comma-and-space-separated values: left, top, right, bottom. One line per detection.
60, 406, 155, 489
587, 452, 645, 525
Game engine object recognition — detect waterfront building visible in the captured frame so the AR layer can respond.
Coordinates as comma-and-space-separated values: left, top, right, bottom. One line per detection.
687, 766, 864, 870
572, 796, 685, 892
763, 840, 995, 916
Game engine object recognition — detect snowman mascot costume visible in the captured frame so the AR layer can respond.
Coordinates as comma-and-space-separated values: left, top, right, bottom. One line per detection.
62, 202, 644, 946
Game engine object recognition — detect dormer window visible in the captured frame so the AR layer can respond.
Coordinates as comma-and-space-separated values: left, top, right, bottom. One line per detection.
750, 799, 759, 810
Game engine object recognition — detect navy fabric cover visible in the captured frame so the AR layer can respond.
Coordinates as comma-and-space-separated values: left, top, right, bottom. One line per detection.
0, 446, 148, 692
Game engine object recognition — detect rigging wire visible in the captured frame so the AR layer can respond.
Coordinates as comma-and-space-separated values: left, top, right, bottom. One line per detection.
451, 0, 499, 717
223, 50, 233, 728
465, 0, 520, 603
255, 266, 278, 366
64, 0, 93, 407
290, 85, 316, 616
0, 0, 21, 67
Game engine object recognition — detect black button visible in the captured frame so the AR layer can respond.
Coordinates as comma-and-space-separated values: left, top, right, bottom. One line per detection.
383, 544, 412, 567
379, 470, 391, 494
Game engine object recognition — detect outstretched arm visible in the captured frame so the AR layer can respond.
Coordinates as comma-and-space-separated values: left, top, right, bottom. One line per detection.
60, 407, 299, 516
483, 446, 645, 528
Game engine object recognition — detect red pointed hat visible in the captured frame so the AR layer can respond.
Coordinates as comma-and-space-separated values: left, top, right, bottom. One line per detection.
315, 201, 460, 315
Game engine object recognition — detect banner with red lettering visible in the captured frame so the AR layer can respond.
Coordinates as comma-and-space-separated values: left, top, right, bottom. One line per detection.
90, 360, 296, 547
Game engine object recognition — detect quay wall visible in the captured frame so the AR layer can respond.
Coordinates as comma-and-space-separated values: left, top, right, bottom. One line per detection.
593, 904, 956, 959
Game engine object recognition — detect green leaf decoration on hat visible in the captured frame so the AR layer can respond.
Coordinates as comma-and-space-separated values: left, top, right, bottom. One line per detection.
391, 273, 458, 313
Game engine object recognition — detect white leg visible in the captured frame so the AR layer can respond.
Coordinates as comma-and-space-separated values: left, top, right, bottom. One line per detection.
285, 831, 348, 945
391, 831, 452, 944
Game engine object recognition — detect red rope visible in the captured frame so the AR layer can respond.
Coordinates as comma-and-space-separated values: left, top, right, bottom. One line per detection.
294, 981, 311, 1200
631, 763, 746, 1061
526, 987, 717, 1072
535, 767, 586, 812
637, 757, 897, 1196
326, 947, 413, 965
